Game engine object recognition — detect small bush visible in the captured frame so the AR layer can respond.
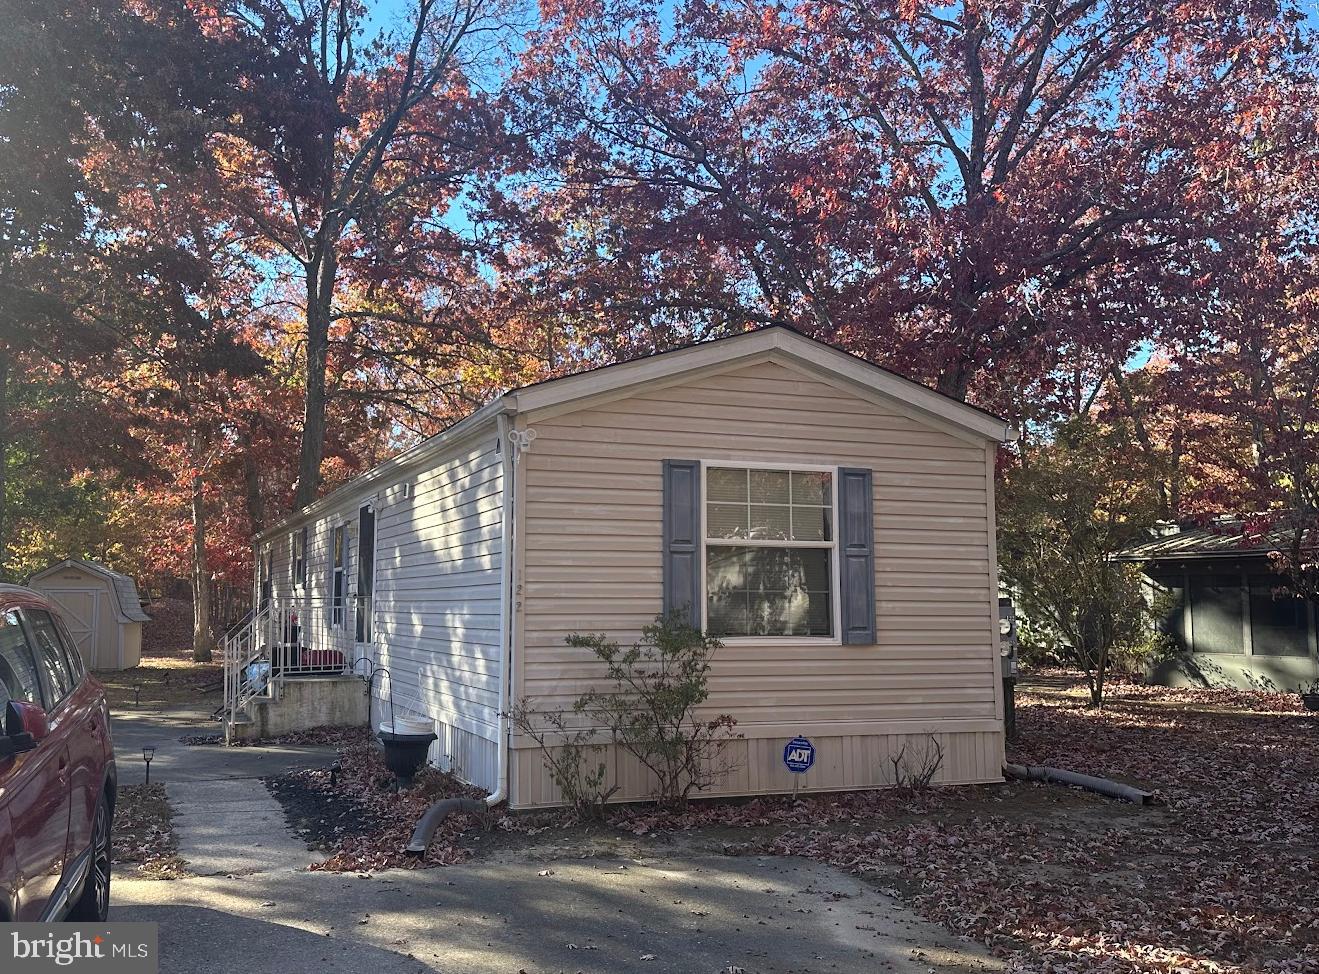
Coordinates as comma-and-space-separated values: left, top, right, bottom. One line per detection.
568, 610, 740, 808
507, 700, 617, 820
888, 735, 945, 791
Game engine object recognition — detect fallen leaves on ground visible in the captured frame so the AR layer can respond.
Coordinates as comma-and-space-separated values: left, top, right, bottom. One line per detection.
97, 606, 223, 714
202, 725, 372, 748
262, 678, 1319, 973
767, 678, 1319, 974
112, 783, 190, 880
264, 727, 491, 872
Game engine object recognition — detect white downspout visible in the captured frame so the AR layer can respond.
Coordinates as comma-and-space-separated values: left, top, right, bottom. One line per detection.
487, 410, 516, 807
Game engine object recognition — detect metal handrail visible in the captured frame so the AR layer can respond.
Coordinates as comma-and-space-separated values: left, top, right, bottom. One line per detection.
221, 595, 367, 741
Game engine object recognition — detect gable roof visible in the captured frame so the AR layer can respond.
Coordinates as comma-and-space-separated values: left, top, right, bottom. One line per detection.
257, 326, 1016, 542
28, 559, 151, 623
514, 326, 1014, 440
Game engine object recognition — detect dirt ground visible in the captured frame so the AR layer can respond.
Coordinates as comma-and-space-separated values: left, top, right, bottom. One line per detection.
95, 601, 223, 714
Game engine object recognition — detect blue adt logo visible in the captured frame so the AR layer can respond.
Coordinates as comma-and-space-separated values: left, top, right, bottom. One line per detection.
782, 736, 815, 773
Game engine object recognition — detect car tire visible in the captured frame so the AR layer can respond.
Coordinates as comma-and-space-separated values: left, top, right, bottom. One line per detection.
68, 795, 111, 921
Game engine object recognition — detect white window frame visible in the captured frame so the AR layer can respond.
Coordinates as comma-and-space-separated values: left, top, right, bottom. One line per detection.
258, 543, 273, 608
698, 459, 842, 645
290, 527, 307, 591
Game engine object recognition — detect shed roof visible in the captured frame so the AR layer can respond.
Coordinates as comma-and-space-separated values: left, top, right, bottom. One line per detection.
28, 559, 151, 623
1116, 521, 1310, 563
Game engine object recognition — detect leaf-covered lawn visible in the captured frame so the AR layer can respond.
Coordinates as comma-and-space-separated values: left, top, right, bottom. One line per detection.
95, 658, 223, 714
112, 783, 189, 880
263, 728, 491, 872
95, 599, 223, 714
540, 676, 1319, 973
773, 678, 1319, 974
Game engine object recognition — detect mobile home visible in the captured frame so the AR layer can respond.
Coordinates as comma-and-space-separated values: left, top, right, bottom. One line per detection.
224, 327, 1015, 808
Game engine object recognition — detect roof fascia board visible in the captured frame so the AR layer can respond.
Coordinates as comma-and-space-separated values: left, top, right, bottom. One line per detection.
30, 559, 108, 583
255, 397, 511, 543
28, 559, 136, 622
1117, 550, 1275, 563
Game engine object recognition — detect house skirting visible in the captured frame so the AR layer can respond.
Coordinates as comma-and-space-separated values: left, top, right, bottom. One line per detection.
508, 724, 1004, 810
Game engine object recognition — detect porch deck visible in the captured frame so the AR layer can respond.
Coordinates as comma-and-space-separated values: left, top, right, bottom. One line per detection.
222, 597, 371, 740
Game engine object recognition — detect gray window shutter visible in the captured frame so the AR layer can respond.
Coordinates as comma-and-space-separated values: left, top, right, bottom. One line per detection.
662, 460, 701, 627
838, 467, 876, 644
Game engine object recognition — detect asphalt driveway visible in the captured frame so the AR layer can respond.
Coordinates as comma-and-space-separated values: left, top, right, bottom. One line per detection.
114, 854, 1000, 974
107, 712, 999, 974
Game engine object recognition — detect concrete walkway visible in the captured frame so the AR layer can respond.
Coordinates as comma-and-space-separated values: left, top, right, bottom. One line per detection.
111, 711, 336, 876
111, 711, 338, 786
171, 777, 317, 876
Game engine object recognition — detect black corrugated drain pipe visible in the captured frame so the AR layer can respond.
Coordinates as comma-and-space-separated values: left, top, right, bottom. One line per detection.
406, 798, 490, 856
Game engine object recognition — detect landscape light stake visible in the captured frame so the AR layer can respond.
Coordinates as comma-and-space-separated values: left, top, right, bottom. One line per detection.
143, 745, 156, 785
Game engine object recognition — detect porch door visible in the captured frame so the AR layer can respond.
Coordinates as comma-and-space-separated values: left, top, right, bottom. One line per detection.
259, 546, 273, 609
355, 504, 376, 645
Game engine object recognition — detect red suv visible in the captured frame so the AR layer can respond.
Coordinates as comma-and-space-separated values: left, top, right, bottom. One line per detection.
0, 584, 116, 921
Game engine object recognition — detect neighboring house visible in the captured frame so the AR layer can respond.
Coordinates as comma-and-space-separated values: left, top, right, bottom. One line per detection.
224, 327, 1016, 808
1118, 522, 1319, 691
27, 559, 150, 670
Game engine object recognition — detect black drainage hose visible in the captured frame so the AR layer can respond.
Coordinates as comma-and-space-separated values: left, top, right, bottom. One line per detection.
1004, 762, 1155, 805
406, 798, 489, 856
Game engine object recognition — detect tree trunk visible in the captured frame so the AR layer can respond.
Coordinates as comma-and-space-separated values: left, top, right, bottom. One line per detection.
936, 356, 973, 401
190, 455, 214, 663
239, 429, 265, 534
935, 301, 977, 401
293, 243, 338, 510
1107, 364, 1172, 518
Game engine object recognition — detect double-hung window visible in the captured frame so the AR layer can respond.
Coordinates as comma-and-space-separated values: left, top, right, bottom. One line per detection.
331, 524, 346, 628
259, 546, 273, 609
703, 464, 838, 639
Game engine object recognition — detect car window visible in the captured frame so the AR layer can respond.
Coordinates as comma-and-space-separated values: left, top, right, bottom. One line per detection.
0, 610, 43, 707
53, 616, 86, 681
26, 609, 75, 707
26, 609, 83, 691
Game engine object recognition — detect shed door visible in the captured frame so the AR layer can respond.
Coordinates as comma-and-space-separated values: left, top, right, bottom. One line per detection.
44, 589, 99, 667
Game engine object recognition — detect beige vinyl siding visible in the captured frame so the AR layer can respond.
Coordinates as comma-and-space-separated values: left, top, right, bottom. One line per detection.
512, 357, 1003, 807
259, 429, 505, 792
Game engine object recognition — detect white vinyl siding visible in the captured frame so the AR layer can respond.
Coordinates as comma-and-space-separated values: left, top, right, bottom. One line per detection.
370, 436, 504, 788
259, 426, 505, 792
